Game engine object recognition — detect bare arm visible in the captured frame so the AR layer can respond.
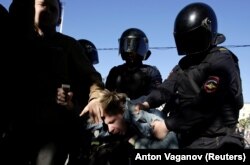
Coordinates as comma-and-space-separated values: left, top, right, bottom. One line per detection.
80, 84, 104, 123
151, 120, 169, 140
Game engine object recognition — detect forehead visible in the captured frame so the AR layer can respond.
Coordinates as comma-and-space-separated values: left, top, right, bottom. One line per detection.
35, 0, 59, 6
104, 114, 123, 122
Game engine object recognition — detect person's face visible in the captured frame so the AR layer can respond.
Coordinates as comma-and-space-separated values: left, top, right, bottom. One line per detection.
104, 113, 127, 135
34, 0, 60, 31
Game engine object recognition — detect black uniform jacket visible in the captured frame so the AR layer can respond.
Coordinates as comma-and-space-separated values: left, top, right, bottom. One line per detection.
146, 46, 243, 137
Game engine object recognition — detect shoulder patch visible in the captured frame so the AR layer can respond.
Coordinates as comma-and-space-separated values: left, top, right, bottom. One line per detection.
204, 76, 220, 93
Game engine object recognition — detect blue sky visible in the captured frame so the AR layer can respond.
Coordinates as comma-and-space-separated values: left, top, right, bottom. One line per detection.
1, 0, 250, 102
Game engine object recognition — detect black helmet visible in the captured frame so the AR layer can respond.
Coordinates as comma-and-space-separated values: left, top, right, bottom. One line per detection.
174, 2, 218, 55
78, 39, 99, 65
119, 28, 151, 61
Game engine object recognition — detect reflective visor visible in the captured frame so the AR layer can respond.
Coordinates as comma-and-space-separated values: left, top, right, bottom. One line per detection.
119, 36, 148, 58
174, 27, 212, 55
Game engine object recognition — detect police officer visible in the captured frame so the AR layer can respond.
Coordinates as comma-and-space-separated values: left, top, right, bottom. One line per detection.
105, 28, 162, 101
78, 39, 99, 65
139, 2, 244, 149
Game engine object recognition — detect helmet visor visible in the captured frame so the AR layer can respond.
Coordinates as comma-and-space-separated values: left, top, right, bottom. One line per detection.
174, 27, 212, 55
119, 36, 148, 58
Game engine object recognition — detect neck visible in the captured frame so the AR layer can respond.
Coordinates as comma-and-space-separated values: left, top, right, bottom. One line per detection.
34, 25, 56, 38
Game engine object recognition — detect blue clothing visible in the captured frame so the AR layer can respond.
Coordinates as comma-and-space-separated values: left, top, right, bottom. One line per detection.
87, 98, 179, 149
124, 99, 178, 149
134, 132, 179, 149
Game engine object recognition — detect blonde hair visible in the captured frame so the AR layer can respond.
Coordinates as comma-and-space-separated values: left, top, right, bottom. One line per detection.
99, 89, 127, 115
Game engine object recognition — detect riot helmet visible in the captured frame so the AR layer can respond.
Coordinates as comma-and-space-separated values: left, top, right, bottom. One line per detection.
119, 28, 151, 61
78, 39, 99, 65
174, 2, 218, 55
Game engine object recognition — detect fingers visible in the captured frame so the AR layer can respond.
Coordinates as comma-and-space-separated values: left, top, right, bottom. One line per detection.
96, 107, 103, 123
80, 99, 96, 117
79, 100, 103, 124
150, 121, 156, 129
141, 102, 150, 109
56, 88, 73, 108
134, 104, 141, 114
88, 106, 102, 123
151, 120, 168, 140
134, 102, 149, 112
99, 106, 104, 118
94, 114, 99, 124
57, 88, 65, 99
67, 92, 73, 102
68, 92, 73, 97
56, 88, 66, 105
80, 106, 88, 117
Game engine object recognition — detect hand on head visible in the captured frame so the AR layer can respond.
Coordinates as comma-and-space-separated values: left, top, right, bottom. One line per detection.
80, 98, 104, 124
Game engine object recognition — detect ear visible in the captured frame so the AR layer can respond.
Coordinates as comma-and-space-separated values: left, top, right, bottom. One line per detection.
144, 50, 151, 60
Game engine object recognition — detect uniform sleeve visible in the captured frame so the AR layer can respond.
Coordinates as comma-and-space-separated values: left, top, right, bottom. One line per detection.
67, 39, 104, 108
197, 48, 243, 110
105, 66, 119, 91
146, 65, 178, 108
211, 50, 243, 107
147, 66, 162, 89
